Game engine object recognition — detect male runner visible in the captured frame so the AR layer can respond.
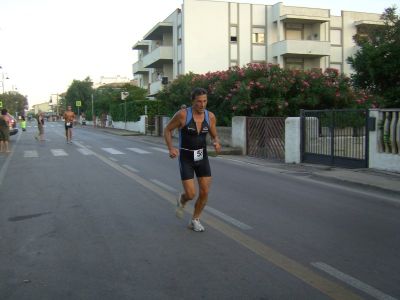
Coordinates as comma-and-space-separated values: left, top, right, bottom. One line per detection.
164, 87, 221, 232
63, 105, 75, 143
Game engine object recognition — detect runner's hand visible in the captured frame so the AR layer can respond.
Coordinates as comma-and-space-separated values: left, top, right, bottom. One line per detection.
213, 142, 221, 153
169, 147, 179, 159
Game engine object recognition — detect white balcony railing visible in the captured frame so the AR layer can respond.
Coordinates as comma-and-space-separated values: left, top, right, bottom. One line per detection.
378, 109, 400, 154
149, 80, 163, 96
142, 46, 173, 68
271, 40, 330, 57
132, 61, 147, 74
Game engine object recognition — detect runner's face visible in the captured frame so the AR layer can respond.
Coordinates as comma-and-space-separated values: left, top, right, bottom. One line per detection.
192, 94, 207, 113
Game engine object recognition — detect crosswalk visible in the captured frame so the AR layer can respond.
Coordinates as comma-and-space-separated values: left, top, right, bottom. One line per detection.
21, 146, 168, 158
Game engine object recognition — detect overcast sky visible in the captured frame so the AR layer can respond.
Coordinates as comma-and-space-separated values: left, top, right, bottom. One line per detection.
0, 0, 397, 108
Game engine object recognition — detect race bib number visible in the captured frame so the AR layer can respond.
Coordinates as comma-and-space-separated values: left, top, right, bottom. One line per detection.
194, 149, 203, 161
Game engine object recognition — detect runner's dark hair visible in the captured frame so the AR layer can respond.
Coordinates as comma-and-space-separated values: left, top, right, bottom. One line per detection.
191, 87, 207, 100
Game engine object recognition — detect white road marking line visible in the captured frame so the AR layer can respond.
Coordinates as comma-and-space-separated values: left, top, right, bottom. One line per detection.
101, 148, 125, 155
150, 179, 177, 193
50, 149, 68, 156
0, 132, 21, 187
150, 147, 169, 154
122, 164, 139, 173
311, 262, 398, 300
24, 150, 39, 158
127, 147, 151, 154
76, 148, 94, 155
204, 206, 253, 230
109, 157, 118, 162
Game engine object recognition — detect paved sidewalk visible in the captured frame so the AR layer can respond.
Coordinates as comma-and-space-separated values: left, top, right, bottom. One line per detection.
96, 126, 400, 196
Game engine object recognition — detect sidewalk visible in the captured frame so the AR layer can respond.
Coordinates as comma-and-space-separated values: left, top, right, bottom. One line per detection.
96, 126, 400, 196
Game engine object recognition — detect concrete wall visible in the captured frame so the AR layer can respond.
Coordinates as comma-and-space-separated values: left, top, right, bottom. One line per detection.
285, 117, 301, 163
232, 116, 246, 155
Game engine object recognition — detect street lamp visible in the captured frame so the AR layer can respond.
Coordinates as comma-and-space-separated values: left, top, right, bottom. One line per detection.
0, 66, 10, 94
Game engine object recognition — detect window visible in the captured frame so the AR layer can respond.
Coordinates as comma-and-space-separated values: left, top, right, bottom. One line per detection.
285, 23, 303, 40
330, 29, 342, 45
252, 27, 265, 44
230, 26, 237, 42
285, 57, 304, 70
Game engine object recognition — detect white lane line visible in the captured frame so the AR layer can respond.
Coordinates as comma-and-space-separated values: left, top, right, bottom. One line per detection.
0, 132, 21, 186
76, 148, 94, 155
50, 149, 68, 156
204, 206, 253, 230
150, 179, 177, 193
127, 148, 151, 154
101, 148, 125, 155
122, 164, 139, 173
24, 150, 39, 158
311, 262, 398, 300
150, 147, 169, 154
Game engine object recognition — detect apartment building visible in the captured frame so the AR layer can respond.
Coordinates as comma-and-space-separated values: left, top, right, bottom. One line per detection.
132, 0, 383, 96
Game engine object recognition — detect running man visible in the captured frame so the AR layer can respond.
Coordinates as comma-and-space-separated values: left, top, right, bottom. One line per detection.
63, 105, 75, 143
164, 87, 221, 232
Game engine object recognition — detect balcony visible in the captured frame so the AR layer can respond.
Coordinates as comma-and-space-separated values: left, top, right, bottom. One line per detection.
148, 80, 163, 96
142, 46, 173, 69
143, 22, 173, 40
271, 40, 330, 58
133, 61, 147, 75
132, 41, 150, 51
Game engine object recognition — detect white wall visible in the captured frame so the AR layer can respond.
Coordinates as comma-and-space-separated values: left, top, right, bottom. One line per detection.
239, 4, 251, 66
183, 0, 229, 73
285, 117, 301, 163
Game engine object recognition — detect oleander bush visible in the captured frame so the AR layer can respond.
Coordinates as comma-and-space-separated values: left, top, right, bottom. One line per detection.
157, 63, 382, 126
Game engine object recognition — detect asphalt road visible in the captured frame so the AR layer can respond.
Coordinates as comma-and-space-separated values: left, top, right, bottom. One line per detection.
0, 121, 399, 300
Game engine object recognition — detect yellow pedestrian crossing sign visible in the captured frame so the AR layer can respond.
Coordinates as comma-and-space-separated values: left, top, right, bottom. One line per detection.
76, 101, 82, 107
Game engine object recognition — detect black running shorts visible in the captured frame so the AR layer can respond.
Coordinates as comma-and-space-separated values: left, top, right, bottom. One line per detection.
179, 156, 211, 180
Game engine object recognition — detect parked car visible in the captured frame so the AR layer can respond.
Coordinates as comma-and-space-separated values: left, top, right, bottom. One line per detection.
7, 113, 18, 136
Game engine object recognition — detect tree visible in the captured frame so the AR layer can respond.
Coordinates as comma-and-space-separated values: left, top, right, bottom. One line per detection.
347, 7, 400, 107
64, 77, 94, 114
0, 92, 28, 117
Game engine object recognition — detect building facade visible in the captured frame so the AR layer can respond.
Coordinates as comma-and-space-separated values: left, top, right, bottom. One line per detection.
132, 0, 383, 96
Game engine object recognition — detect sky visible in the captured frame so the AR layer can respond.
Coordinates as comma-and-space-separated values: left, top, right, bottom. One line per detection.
0, 0, 397, 108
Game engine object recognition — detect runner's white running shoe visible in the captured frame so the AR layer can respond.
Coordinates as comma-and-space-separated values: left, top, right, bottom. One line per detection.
176, 194, 185, 219
188, 218, 205, 232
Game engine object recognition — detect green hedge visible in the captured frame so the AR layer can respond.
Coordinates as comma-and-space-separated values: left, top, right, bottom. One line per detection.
109, 100, 167, 122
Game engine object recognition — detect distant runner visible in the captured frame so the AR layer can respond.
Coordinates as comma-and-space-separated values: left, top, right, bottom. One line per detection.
164, 87, 221, 232
64, 105, 76, 144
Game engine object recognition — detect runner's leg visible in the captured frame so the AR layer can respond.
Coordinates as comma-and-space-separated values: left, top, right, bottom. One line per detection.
193, 176, 211, 219
181, 179, 196, 204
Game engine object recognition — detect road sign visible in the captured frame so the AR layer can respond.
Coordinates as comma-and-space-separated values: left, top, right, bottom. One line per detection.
76, 101, 82, 107
121, 92, 129, 100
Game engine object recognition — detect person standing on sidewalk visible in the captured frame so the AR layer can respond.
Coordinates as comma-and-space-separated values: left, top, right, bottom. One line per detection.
63, 105, 75, 143
0, 109, 11, 153
164, 87, 221, 232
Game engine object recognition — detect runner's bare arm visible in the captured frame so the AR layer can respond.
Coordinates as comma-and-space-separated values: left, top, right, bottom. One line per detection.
164, 110, 185, 158
209, 112, 221, 153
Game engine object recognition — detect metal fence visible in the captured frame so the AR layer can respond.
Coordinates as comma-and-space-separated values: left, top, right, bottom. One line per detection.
247, 117, 285, 160
300, 109, 369, 168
